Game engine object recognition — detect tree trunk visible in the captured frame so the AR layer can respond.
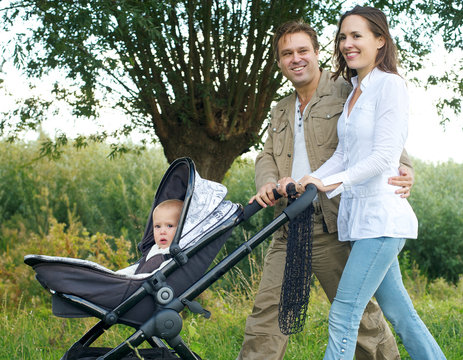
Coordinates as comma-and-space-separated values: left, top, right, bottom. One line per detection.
160, 119, 255, 182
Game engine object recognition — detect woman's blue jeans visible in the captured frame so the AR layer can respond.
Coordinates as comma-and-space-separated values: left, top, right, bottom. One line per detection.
323, 237, 446, 360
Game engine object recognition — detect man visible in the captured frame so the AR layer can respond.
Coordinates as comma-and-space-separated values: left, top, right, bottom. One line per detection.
237, 20, 414, 360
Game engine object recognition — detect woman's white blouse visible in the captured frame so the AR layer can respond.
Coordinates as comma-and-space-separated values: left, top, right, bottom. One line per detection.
311, 68, 418, 241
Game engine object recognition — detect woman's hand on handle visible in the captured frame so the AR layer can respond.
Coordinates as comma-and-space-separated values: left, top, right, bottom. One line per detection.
296, 175, 341, 193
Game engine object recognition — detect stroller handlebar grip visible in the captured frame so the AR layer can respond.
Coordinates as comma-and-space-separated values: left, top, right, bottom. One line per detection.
242, 183, 317, 222
242, 189, 282, 221
283, 183, 317, 221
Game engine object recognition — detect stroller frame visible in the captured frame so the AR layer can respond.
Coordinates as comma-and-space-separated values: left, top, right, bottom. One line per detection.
25, 158, 317, 360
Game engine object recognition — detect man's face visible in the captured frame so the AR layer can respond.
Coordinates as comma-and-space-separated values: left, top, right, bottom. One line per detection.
277, 32, 320, 89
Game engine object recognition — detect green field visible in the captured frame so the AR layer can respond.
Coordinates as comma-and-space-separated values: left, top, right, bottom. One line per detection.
1, 267, 462, 359
1, 141, 462, 359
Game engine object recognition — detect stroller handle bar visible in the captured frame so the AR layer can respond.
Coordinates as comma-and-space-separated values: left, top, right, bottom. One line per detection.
242, 183, 317, 222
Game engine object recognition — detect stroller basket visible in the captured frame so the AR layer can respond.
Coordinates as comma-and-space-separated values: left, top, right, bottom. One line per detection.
24, 157, 317, 359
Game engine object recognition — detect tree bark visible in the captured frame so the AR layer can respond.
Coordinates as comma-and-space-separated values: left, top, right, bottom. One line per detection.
162, 124, 251, 182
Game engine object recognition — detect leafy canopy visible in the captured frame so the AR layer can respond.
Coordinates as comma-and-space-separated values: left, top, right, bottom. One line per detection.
1, 0, 462, 179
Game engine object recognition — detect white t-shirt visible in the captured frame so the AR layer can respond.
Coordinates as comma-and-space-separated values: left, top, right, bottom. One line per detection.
291, 96, 312, 181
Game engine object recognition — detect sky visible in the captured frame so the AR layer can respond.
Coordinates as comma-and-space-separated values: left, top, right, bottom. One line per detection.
407, 81, 462, 164
404, 43, 463, 164
1, 7, 462, 164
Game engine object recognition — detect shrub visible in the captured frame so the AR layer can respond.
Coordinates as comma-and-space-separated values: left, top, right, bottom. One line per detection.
0, 139, 168, 252
1, 140, 463, 285
0, 207, 132, 306
406, 159, 463, 284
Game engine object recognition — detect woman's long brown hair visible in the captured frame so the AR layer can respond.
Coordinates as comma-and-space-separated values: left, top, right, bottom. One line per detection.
332, 5, 399, 83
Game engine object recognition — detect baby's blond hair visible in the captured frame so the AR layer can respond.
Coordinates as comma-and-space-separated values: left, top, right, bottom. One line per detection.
152, 199, 183, 219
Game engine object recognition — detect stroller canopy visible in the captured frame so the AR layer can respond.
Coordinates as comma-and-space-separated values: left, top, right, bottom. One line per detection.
139, 157, 237, 256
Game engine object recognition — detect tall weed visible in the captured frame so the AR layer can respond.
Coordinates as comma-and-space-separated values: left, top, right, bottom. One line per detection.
0, 208, 132, 306
0, 140, 168, 248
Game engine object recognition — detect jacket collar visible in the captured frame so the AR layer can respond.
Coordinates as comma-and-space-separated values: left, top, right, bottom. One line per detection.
274, 68, 333, 120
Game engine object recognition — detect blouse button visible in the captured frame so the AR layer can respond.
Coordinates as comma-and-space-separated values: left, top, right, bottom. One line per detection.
287, 153, 291, 157
273, 128, 277, 132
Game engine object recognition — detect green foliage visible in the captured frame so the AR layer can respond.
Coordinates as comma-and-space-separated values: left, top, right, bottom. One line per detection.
1, 141, 463, 288
3, 1, 461, 180
222, 156, 275, 248
0, 207, 132, 306
1, 0, 344, 180
1, 270, 462, 359
0, 142, 463, 358
406, 159, 463, 284
0, 139, 168, 251
375, 0, 463, 124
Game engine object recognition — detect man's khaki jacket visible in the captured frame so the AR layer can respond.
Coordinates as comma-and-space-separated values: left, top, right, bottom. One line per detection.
255, 69, 413, 234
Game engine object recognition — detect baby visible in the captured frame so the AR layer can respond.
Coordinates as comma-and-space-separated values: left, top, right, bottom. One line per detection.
116, 199, 183, 275
152, 199, 183, 249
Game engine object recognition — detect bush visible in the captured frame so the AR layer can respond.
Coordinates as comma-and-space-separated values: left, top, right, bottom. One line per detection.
406, 159, 463, 284
0, 139, 168, 253
1, 140, 463, 286
0, 208, 132, 306
222, 156, 275, 246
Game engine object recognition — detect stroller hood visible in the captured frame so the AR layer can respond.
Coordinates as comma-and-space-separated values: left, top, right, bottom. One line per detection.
138, 157, 233, 255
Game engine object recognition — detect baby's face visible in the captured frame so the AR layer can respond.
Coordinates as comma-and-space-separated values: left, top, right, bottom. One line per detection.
153, 206, 180, 249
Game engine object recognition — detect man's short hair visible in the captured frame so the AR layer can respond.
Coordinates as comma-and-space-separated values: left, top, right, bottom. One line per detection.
273, 20, 319, 61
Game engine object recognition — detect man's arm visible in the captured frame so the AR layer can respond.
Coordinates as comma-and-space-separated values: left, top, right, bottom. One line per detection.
389, 148, 414, 198
251, 110, 281, 207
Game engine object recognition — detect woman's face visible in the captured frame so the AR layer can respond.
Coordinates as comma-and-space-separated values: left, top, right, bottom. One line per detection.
338, 15, 385, 81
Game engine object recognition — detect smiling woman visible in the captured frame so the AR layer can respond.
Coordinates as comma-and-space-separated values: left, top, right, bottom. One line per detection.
302, 6, 447, 360
338, 15, 386, 83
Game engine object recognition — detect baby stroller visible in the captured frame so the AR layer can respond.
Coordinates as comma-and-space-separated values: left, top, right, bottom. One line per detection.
25, 157, 316, 360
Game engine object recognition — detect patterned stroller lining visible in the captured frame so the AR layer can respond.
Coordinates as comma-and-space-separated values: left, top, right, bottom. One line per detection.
24, 157, 317, 359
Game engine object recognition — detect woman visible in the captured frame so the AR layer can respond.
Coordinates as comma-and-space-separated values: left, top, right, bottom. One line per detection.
288, 6, 446, 360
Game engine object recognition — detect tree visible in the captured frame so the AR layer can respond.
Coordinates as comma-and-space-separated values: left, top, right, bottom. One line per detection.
0, 0, 341, 180
1, 1, 462, 181
377, 0, 463, 125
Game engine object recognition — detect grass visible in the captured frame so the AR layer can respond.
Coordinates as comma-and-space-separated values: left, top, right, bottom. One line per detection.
1, 261, 462, 360
180, 276, 463, 360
